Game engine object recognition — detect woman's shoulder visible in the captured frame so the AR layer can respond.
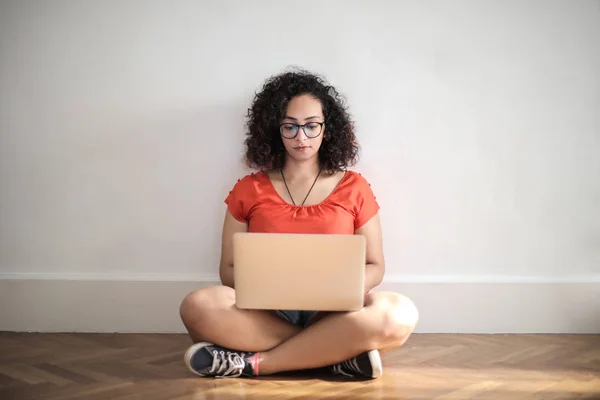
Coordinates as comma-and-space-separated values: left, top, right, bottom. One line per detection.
224, 171, 270, 217
338, 169, 375, 192
327, 169, 378, 206
232, 170, 264, 185
227, 170, 269, 196
343, 169, 368, 181
235, 169, 273, 183
334, 169, 380, 226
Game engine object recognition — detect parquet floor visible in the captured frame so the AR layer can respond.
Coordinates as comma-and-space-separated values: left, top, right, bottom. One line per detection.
0, 333, 598, 399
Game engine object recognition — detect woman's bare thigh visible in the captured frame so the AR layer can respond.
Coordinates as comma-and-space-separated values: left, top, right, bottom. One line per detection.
179, 285, 302, 352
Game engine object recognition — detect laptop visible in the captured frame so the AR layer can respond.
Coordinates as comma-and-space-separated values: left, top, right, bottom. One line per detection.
233, 232, 366, 311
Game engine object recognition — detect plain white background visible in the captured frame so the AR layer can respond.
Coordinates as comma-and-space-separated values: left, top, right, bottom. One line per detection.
1, 0, 599, 285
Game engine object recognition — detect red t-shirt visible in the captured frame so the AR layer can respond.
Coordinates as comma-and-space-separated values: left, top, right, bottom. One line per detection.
224, 170, 379, 234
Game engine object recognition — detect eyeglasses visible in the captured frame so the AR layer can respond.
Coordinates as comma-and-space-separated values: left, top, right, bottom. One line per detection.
279, 122, 324, 139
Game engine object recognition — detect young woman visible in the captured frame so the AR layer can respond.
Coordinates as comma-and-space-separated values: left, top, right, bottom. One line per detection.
179, 69, 419, 379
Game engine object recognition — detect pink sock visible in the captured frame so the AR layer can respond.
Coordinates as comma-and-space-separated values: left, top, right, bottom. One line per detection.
248, 352, 260, 376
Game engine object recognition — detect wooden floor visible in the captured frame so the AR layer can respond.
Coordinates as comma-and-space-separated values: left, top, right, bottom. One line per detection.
0, 333, 598, 399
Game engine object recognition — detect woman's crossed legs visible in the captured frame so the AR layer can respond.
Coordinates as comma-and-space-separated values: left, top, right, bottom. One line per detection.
179, 285, 418, 379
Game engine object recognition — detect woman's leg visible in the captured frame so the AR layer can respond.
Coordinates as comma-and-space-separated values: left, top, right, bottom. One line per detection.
182, 290, 418, 378
257, 291, 418, 375
179, 285, 302, 352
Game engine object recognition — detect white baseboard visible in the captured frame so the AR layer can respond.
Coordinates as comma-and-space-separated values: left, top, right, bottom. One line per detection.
1, 276, 598, 334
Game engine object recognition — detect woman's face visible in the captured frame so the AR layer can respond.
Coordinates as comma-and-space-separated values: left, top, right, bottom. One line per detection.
279, 94, 325, 164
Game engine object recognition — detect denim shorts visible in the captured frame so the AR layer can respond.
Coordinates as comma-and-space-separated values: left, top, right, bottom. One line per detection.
275, 310, 319, 328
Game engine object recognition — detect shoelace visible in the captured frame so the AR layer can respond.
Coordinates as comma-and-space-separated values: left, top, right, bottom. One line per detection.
332, 357, 362, 377
209, 350, 246, 378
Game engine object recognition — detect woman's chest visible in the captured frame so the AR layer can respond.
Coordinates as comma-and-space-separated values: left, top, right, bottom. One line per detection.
247, 203, 356, 234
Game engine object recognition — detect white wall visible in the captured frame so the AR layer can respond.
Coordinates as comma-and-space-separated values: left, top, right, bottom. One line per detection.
1, 0, 599, 285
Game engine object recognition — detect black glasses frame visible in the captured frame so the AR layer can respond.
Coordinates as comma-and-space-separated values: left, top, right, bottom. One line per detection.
279, 122, 325, 139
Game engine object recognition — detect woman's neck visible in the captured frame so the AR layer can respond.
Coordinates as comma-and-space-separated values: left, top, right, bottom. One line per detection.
281, 157, 321, 181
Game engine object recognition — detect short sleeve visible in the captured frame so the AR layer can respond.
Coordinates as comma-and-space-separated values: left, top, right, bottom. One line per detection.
353, 173, 380, 230
224, 175, 254, 223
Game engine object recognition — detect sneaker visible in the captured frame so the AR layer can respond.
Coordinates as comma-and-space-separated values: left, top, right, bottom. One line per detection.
184, 342, 259, 378
331, 349, 383, 378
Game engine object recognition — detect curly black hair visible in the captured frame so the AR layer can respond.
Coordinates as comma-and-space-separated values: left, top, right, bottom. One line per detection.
243, 68, 359, 173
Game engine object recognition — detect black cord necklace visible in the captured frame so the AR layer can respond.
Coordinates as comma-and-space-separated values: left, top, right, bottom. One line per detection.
280, 168, 322, 206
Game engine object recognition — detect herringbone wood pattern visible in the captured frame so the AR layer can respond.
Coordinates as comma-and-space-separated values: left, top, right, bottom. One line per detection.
0, 333, 598, 399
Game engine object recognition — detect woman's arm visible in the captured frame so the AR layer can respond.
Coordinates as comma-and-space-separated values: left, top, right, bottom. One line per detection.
355, 212, 385, 292
218, 210, 248, 288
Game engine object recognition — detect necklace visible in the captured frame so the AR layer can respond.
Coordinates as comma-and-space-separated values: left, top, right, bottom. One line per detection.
280, 168, 322, 206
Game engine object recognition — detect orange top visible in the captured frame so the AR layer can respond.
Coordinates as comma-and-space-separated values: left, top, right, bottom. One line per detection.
224, 170, 379, 234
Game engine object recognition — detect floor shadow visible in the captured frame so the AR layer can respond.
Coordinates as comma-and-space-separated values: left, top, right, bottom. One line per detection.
251, 367, 375, 383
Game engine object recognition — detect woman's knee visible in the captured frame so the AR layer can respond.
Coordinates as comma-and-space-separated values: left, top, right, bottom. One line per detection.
179, 285, 234, 328
370, 292, 419, 346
